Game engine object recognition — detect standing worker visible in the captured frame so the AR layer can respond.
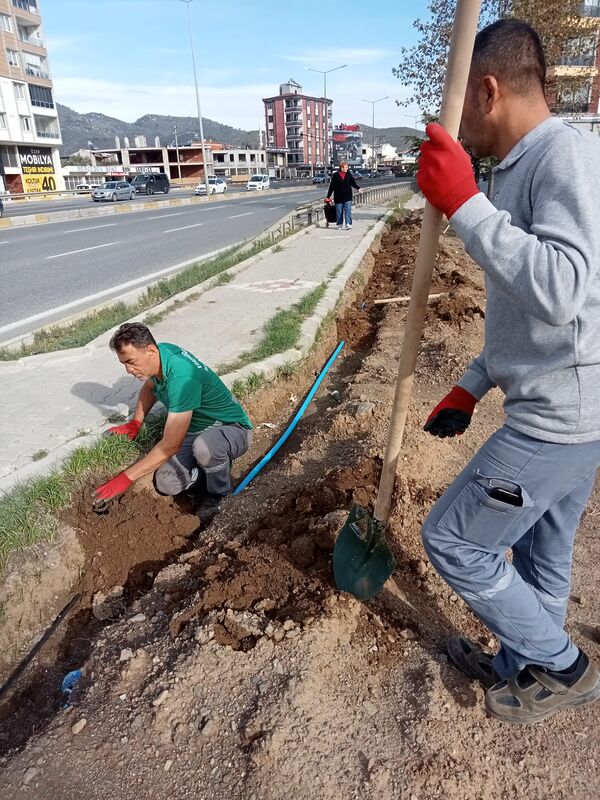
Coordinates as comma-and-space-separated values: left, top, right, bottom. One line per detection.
417, 19, 600, 724
326, 161, 361, 230
95, 323, 253, 523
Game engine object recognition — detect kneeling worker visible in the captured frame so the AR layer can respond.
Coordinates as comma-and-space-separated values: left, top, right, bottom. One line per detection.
95, 322, 253, 522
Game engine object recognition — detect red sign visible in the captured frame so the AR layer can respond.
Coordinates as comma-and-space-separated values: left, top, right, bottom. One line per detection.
337, 124, 360, 132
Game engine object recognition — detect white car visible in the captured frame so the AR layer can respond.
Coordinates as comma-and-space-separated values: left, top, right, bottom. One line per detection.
195, 177, 227, 195
247, 175, 270, 191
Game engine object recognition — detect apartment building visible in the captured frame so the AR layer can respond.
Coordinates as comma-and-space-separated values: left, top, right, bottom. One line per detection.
263, 80, 332, 175
0, 0, 63, 195
548, 1, 600, 120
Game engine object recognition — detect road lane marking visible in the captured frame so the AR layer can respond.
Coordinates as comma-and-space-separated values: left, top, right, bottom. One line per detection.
163, 222, 205, 233
142, 212, 184, 220
46, 242, 120, 260
268, 205, 285, 210
229, 212, 253, 219
0, 244, 237, 337
63, 223, 118, 233
241, 201, 259, 205
0, 241, 8, 245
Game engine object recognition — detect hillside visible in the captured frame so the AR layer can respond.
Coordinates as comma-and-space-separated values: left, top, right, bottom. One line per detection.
57, 104, 422, 156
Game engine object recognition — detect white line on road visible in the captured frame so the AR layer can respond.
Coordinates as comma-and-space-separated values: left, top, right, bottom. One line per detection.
46, 242, 120, 260
0, 244, 236, 337
163, 222, 205, 233
0, 241, 8, 245
63, 223, 118, 233
229, 212, 253, 219
142, 212, 184, 220
268, 205, 285, 210
240, 201, 259, 205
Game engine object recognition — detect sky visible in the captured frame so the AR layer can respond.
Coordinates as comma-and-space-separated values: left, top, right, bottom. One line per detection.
41, 0, 430, 131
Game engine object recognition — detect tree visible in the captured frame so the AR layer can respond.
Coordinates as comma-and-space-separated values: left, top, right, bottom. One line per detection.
393, 0, 594, 114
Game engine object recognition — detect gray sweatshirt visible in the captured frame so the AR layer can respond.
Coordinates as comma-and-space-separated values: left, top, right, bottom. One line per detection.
451, 116, 600, 444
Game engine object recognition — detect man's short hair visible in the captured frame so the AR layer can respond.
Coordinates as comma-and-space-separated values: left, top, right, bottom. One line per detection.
472, 19, 546, 96
110, 322, 157, 352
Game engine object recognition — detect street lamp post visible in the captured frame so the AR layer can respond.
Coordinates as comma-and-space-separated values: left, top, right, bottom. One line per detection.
173, 122, 181, 180
306, 64, 347, 177
361, 96, 389, 173
178, 0, 210, 195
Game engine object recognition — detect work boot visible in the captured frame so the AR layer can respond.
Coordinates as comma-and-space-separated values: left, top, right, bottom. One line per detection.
197, 494, 225, 525
485, 649, 600, 724
447, 636, 499, 688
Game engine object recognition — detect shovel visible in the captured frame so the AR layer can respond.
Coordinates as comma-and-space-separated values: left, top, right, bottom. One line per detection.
333, 0, 482, 601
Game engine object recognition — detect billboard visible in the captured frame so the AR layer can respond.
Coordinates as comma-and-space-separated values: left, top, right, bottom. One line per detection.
19, 146, 57, 192
332, 124, 363, 167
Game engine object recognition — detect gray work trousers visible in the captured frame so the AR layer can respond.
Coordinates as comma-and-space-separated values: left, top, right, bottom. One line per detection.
154, 423, 253, 497
422, 424, 600, 678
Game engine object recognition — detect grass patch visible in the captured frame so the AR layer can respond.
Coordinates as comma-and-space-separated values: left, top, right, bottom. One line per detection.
219, 283, 327, 374
0, 415, 164, 571
0, 232, 291, 362
231, 373, 266, 400
328, 262, 345, 278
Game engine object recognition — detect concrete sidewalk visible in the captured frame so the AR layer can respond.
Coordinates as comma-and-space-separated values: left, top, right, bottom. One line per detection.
0, 203, 393, 493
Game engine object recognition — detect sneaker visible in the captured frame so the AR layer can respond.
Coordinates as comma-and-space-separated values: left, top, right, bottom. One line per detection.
197, 493, 225, 525
336, 225, 342, 230
485, 649, 600, 724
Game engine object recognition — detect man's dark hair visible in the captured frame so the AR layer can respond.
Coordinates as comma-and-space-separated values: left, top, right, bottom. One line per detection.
472, 19, 546, 96
109, 322, 157, 352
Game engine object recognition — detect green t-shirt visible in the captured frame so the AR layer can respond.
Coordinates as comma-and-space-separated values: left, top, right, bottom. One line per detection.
151, 343, 252, 433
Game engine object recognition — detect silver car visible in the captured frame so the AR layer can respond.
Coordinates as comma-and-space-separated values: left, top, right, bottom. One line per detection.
92, 181, 136, 202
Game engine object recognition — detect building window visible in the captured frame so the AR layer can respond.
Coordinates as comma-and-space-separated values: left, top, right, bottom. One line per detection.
250, 154, 256, 162
12, 0, 38, 12
29, 84, 54, 108
14, 82, 26, 100
0, 14, 12, 32
34, 116, 59, 138
0, 113, 7, 128
20, 115, 32, 133
7, 49, 20, 68
229, 154, 234, 162
239, 154, 246, 162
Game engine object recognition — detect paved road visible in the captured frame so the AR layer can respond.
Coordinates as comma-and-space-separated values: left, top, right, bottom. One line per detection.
0, 177, 406, 344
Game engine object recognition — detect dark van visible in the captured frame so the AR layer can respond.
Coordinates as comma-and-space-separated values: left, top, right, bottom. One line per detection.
130, 173, 170, 195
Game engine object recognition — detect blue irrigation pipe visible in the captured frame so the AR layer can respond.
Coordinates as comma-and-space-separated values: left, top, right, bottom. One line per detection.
233, 340, 345, 496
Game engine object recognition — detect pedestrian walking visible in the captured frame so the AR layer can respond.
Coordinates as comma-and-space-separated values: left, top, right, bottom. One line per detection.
417, 19, 600, 724
326, 161, 361, 230
94, 323, 253, 523
0, 196, 4, 218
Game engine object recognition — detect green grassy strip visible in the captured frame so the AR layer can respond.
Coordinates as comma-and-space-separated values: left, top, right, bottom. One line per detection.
0, 415, 164, 572
220, 282, 327, 375
0, 235, 281, 362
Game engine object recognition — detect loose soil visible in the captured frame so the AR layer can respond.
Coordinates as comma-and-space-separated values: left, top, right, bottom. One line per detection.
1, 212, 599, 799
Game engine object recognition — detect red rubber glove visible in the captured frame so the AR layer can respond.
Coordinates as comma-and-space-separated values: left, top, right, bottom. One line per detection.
95, 472, 132, 500
424, 386, 477, 438
417, 123, 479, 218
106, 419, 141, 440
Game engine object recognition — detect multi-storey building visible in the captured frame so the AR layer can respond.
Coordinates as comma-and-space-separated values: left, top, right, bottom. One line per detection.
548, 1, 600, 124
0, 0, 63, 194
263, 80, 332, 175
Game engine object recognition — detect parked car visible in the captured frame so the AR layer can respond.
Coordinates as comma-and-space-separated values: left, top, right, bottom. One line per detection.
130, 173, 170, 195
194, 177, 227, 195
247, 175, 270, 191
91, 181, 136, 202
312, 174, 327, 184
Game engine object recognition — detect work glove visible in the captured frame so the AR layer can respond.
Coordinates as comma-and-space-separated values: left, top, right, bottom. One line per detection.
424, 386, 477, 438
106, 419, 141, 440
417, 123, 480, 219
95, 472, 133, 501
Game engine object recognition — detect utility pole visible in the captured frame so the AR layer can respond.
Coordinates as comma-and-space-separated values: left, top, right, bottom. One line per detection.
173, 122, 181, 180
178, 0, 210, 195
362, 96, 388, 173
306, 64, 347, 177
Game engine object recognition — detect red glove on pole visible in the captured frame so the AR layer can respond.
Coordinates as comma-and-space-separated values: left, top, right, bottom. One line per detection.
106, 419, 141, 440
424, 386, 477, 438
95, 472, 132, 500
417, 123, 480, 219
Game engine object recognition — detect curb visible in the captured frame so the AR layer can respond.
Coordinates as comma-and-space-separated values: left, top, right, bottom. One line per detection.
0, 185, 316, 230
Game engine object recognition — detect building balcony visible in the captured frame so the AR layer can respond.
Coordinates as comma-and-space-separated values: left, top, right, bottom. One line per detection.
12, 0, 38, 14
19, 31, 45, 48
35, 129, 60, 139
560, 54, 596, 67
550, 101, 591, 114
548, 64, 598, 77
26, 66, 50, 80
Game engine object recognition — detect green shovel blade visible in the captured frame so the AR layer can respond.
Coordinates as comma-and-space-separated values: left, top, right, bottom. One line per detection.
333, 504, 396, 600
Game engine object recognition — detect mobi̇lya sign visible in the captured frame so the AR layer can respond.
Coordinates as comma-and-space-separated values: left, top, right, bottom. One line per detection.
19, 146, 56, 192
